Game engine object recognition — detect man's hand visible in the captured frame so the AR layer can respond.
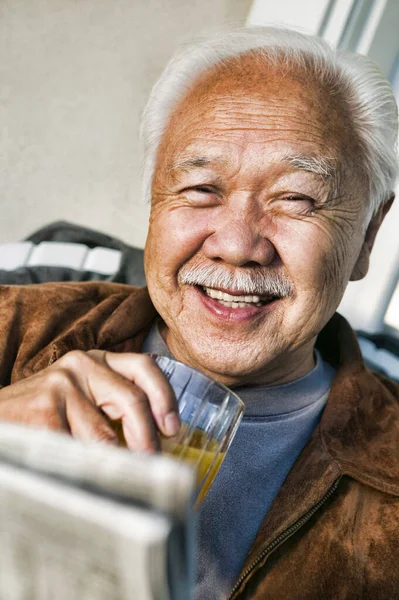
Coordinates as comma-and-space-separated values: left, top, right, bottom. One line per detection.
0, 351, 180, 452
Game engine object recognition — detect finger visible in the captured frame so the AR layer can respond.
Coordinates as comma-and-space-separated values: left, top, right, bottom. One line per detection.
99, 385, 160, 453
63, 352, 161, 451
97, 352, 180, 437
59, 350, 174, 451
64, 387, 119, 446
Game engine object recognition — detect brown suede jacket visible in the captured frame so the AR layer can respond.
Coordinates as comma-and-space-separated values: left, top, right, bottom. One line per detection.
0, 282, 398, 599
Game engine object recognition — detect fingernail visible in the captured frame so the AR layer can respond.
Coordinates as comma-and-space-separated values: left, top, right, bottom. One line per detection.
164, 411, 180, 437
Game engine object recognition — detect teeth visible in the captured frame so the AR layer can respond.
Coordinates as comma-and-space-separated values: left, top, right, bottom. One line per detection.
203, 287, 265, 305
218, 300, 264, 308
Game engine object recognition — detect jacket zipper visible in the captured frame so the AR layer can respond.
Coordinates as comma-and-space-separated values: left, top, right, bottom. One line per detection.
228, 476, 342, 599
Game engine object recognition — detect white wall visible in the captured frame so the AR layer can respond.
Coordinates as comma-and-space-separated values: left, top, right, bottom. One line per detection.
0, 0, 251, 248
247, 0, 329, 33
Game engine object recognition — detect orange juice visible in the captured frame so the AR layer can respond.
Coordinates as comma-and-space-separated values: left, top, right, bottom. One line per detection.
111, 420, 224, 505
161, 429, 225, 505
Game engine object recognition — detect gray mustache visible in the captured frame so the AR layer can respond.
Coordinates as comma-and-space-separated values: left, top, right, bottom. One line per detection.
178, 263, 294, 297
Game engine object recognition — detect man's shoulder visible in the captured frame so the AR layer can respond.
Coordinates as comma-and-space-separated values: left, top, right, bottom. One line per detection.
0, 281, 151, 327
371, 369, 399, 401
0, 281, 153, 340
0, 280, 137, 304
0, 282, 155, 385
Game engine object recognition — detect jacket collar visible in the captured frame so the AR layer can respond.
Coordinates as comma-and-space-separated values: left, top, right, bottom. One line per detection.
317, 313, 399, 496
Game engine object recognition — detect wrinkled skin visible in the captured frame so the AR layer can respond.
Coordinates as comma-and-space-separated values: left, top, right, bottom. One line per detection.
145, 55, 391, 387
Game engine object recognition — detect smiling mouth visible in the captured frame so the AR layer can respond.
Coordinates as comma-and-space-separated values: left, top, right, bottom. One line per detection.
199, 285, 279, 308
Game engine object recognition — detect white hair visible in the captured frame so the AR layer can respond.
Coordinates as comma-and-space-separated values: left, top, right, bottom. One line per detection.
140, 26, 398, 226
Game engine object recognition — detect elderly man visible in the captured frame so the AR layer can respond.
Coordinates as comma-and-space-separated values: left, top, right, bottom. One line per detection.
0, 27, 398, 599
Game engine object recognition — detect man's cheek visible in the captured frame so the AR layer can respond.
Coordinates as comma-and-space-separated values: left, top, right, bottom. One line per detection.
283, 221, 346, 287
163, 211, 212, 259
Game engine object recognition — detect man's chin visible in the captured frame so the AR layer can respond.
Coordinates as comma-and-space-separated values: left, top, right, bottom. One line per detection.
178, 345, 273, 387
162, 321, 284, 386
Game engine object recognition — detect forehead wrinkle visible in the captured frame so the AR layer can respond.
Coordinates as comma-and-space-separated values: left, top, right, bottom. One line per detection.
211, 108, 327, 132
209, 98, 329, 135
186, 113, 331, 151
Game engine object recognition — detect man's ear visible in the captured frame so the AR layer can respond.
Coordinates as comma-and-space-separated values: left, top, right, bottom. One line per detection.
350, 194, 394, 281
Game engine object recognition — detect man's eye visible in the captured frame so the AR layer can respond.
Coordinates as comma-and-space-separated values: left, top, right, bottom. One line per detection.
188, 185, 215, 194
283, 195, 313, 203
180, 185, 219, 204
273, 194, 316, 215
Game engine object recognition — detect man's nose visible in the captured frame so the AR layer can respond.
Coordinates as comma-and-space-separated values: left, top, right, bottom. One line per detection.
202, 200, 276, 267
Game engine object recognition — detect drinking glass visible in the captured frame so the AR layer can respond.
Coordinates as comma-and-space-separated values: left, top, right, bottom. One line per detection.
151, 355, 245, 506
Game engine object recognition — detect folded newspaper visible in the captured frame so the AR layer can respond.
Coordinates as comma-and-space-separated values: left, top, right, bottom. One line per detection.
0, 422, 196, 600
